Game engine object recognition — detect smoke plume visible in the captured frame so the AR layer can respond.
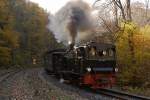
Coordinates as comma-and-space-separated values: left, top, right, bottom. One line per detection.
48, 0, 97, 45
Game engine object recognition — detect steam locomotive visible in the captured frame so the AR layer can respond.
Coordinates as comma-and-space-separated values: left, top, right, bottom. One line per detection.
44, 41, 118, 89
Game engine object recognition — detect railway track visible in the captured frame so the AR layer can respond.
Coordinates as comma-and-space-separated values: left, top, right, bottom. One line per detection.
0, 69, 21, 83
42, 70, 150, 100
42, 69, 150, 100
94, 88, 150, 100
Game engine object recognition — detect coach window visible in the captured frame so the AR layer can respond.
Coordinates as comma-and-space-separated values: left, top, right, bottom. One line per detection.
98, 50, 107, 56
98, 51, 103, 57
103, 50, 107, 56
89, 46, 97, 59
108, 49, 114, 56
90, 47, 97, 56
77, 48, 81, 57
77, 47, 86, 57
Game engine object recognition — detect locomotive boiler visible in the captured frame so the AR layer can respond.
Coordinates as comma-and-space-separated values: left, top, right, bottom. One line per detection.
44, 41, 118, 89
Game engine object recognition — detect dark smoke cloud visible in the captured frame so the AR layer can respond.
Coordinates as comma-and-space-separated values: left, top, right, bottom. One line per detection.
48, 0, 97, 45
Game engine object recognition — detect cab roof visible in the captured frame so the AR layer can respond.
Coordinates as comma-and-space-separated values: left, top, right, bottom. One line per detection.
78, 42, 115, 50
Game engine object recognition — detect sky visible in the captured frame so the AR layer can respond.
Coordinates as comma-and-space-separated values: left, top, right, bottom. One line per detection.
29, 0, 94, 14
29, 0, 145, 14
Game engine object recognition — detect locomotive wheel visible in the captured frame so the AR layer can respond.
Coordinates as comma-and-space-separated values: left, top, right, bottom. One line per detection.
59, 78, 65, 83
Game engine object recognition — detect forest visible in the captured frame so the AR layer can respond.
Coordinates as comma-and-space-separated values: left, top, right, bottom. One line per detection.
0, 0, 62, 68
0, 0, 150, 96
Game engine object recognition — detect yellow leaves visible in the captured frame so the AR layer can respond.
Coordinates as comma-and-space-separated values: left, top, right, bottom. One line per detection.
120, 22, 138, 38
0, 29, 19, 66
2, 29, 19, 48
0, 46, 11, 56
0, 0, 63, 67
117, 23, 150, 86
0, 46, 11, 65
141, 25, 150, 39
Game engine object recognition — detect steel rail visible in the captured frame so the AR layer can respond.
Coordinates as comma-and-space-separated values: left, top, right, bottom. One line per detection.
44, 70, 150, 100
96, 88, 150, 100
0, 70, 21, 83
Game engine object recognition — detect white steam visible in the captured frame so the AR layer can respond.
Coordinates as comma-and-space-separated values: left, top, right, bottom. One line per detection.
48, 0, 98, 45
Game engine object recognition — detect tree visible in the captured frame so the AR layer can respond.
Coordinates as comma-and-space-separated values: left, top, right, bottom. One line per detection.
145, 0, 150, 19
94, 0, 136, 63
126, 0, 132, 21
0, 0, 61, 67
0, 0, 19, 67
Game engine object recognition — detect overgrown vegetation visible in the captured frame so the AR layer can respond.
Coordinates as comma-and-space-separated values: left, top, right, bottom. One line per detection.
116, 23, 150, 93
94, 0, 150, 96
0, 0, 62, 68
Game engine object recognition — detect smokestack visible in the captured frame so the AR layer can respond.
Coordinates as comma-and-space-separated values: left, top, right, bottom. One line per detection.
67, 16, 77, 44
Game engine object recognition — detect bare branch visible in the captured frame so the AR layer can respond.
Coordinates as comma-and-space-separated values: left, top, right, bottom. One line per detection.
145, 0, 150, 18
98, 16, 113, 34
92, 0, 101, 8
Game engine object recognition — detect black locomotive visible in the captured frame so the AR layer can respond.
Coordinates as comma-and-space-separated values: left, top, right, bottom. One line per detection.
44, 41, 118, 88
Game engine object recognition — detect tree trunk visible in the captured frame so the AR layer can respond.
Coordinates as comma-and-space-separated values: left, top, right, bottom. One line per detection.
128, 32, 136, 63
11, 48, 15, 66
126, 0, 132, 21
145, 0, 149, 19
113, 0, 118, 26
126, 0, 135, 63
114, 0, 126, 20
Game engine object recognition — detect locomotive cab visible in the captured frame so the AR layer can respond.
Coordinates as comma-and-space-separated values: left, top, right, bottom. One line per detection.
78, 42, 117, 88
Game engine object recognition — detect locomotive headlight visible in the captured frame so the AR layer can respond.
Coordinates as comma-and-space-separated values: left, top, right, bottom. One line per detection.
115, 68, 118, 72
74, 46, 77, 49
83, 45, 87, 48
68, 41, 72, 45
86, 67, 91, 72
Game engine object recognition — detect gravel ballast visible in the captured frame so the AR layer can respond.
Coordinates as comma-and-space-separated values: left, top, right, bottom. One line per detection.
0, 68, 114, 100
0, 68, 88, 100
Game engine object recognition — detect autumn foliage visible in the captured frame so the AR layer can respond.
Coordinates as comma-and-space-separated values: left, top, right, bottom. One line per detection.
116, 23, 150, 95
0, 0, 61, 67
